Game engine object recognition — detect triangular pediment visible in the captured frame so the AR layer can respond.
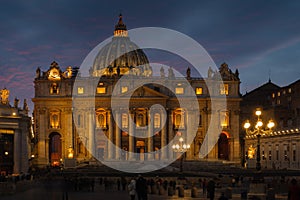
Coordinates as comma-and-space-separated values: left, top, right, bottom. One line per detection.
120, 86, 169, 98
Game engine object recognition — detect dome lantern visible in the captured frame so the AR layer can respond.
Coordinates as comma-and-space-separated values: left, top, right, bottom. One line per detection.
114, 14, 128, 37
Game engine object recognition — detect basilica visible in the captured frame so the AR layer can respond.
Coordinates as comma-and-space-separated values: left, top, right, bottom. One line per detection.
32, 15, 241, 168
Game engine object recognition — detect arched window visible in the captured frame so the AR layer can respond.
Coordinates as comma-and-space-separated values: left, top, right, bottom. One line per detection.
154, 113, 160, 128
50, 83, 59, 94
98, 114, 105, 128
50, 111, 60, 129
175, 113, 184, 128
122, 113, 128, 128
220, 110, 229, 128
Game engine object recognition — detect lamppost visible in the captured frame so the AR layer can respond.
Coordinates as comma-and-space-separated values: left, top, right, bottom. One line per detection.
244, 108, 275, 171
172, 137, 190, 172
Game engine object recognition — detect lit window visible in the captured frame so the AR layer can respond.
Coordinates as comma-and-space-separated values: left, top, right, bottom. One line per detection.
154, 113, 161, 128
122, 113, 128, 128
50, 111, 60, 128
175, 87, 184, 94
277, 92, 280, 97
97, 114, 106, 128
174, 112, 184, 128
78, 87, 84, 94
220, 110, 229, 128
121, 86, 128, 93
283, 90, 286, 95
196, 87, 203, 95
50, 83, 59, 94
220, 84, 229, 95
288, 88, 292, 93
97, 87, 106, 94
272, 93, 275, 98
136, 113, 145, 127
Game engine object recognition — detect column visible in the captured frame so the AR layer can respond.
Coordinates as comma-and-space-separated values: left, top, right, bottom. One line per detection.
147, 110, 154, 160
115, 110, 121, 160
107, 110, 114, 160
186, 110, 194, 160
168, 109, 174, 160
161, 109, 167, 160
88, 109, 95, 158
128, 110, 135, 160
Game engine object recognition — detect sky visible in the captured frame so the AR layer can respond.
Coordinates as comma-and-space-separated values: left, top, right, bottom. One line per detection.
1, 0, 300, 113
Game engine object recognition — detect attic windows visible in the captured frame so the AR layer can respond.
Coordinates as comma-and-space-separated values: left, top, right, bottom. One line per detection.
97, 82, 106, 94
121, 86, 128, 93
77, 87, 84, 94
175, 87, 184, 94
97, 87, 106, 94
196, 87, 203, 95
50, 83, 59, 94
220, 84, 229, 95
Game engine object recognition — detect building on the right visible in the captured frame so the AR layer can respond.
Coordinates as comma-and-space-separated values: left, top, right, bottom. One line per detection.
241, 79, 300, 169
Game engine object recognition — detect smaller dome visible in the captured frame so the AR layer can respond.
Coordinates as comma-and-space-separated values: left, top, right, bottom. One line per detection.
91, 15, 152, 77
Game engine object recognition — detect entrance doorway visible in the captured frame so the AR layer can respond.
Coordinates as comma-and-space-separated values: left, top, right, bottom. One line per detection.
49, 132, 62, 166
136, 140, 145, 160
218, 132, 229, 160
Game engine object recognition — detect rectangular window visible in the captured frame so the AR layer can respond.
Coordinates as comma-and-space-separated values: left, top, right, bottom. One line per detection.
97, 87, 106, 94
77, 87, 84, 94
196, 87, 203, 95
277, 92, 281, 97
121, 114, 128, 128
154, 113, 161, 128
175, 87, 184, 94
288, 88, 292, 93
272, 93, 275, 98
121, 86, 128, 93
220, 84, 229, 95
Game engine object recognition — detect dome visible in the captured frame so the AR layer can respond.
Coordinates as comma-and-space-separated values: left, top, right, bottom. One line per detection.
91, 14, 152, 77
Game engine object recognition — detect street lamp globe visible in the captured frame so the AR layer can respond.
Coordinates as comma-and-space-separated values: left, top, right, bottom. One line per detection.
256, 120, 263, 128
255, 109, 262, 116
244, 120, 251, 129
267, 120, 275, 129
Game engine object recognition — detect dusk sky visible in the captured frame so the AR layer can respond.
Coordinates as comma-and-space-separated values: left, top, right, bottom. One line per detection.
1, 1, 300, 112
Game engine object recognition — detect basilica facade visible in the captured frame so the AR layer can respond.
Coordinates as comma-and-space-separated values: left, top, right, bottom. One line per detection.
32, 15, 241, 168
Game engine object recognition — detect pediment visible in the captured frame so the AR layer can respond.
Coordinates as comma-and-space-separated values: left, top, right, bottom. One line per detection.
120, 86, 168, 99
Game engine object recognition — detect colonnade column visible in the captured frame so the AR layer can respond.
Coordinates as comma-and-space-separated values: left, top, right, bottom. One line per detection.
147, 110, 154, 160
128, 110, 135, 160
115, 110, 121, 160
161, 109, 167, 160
107, 110, 114, 160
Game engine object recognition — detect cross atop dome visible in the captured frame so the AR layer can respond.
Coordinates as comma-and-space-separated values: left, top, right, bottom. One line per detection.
114, 14, 128, 37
